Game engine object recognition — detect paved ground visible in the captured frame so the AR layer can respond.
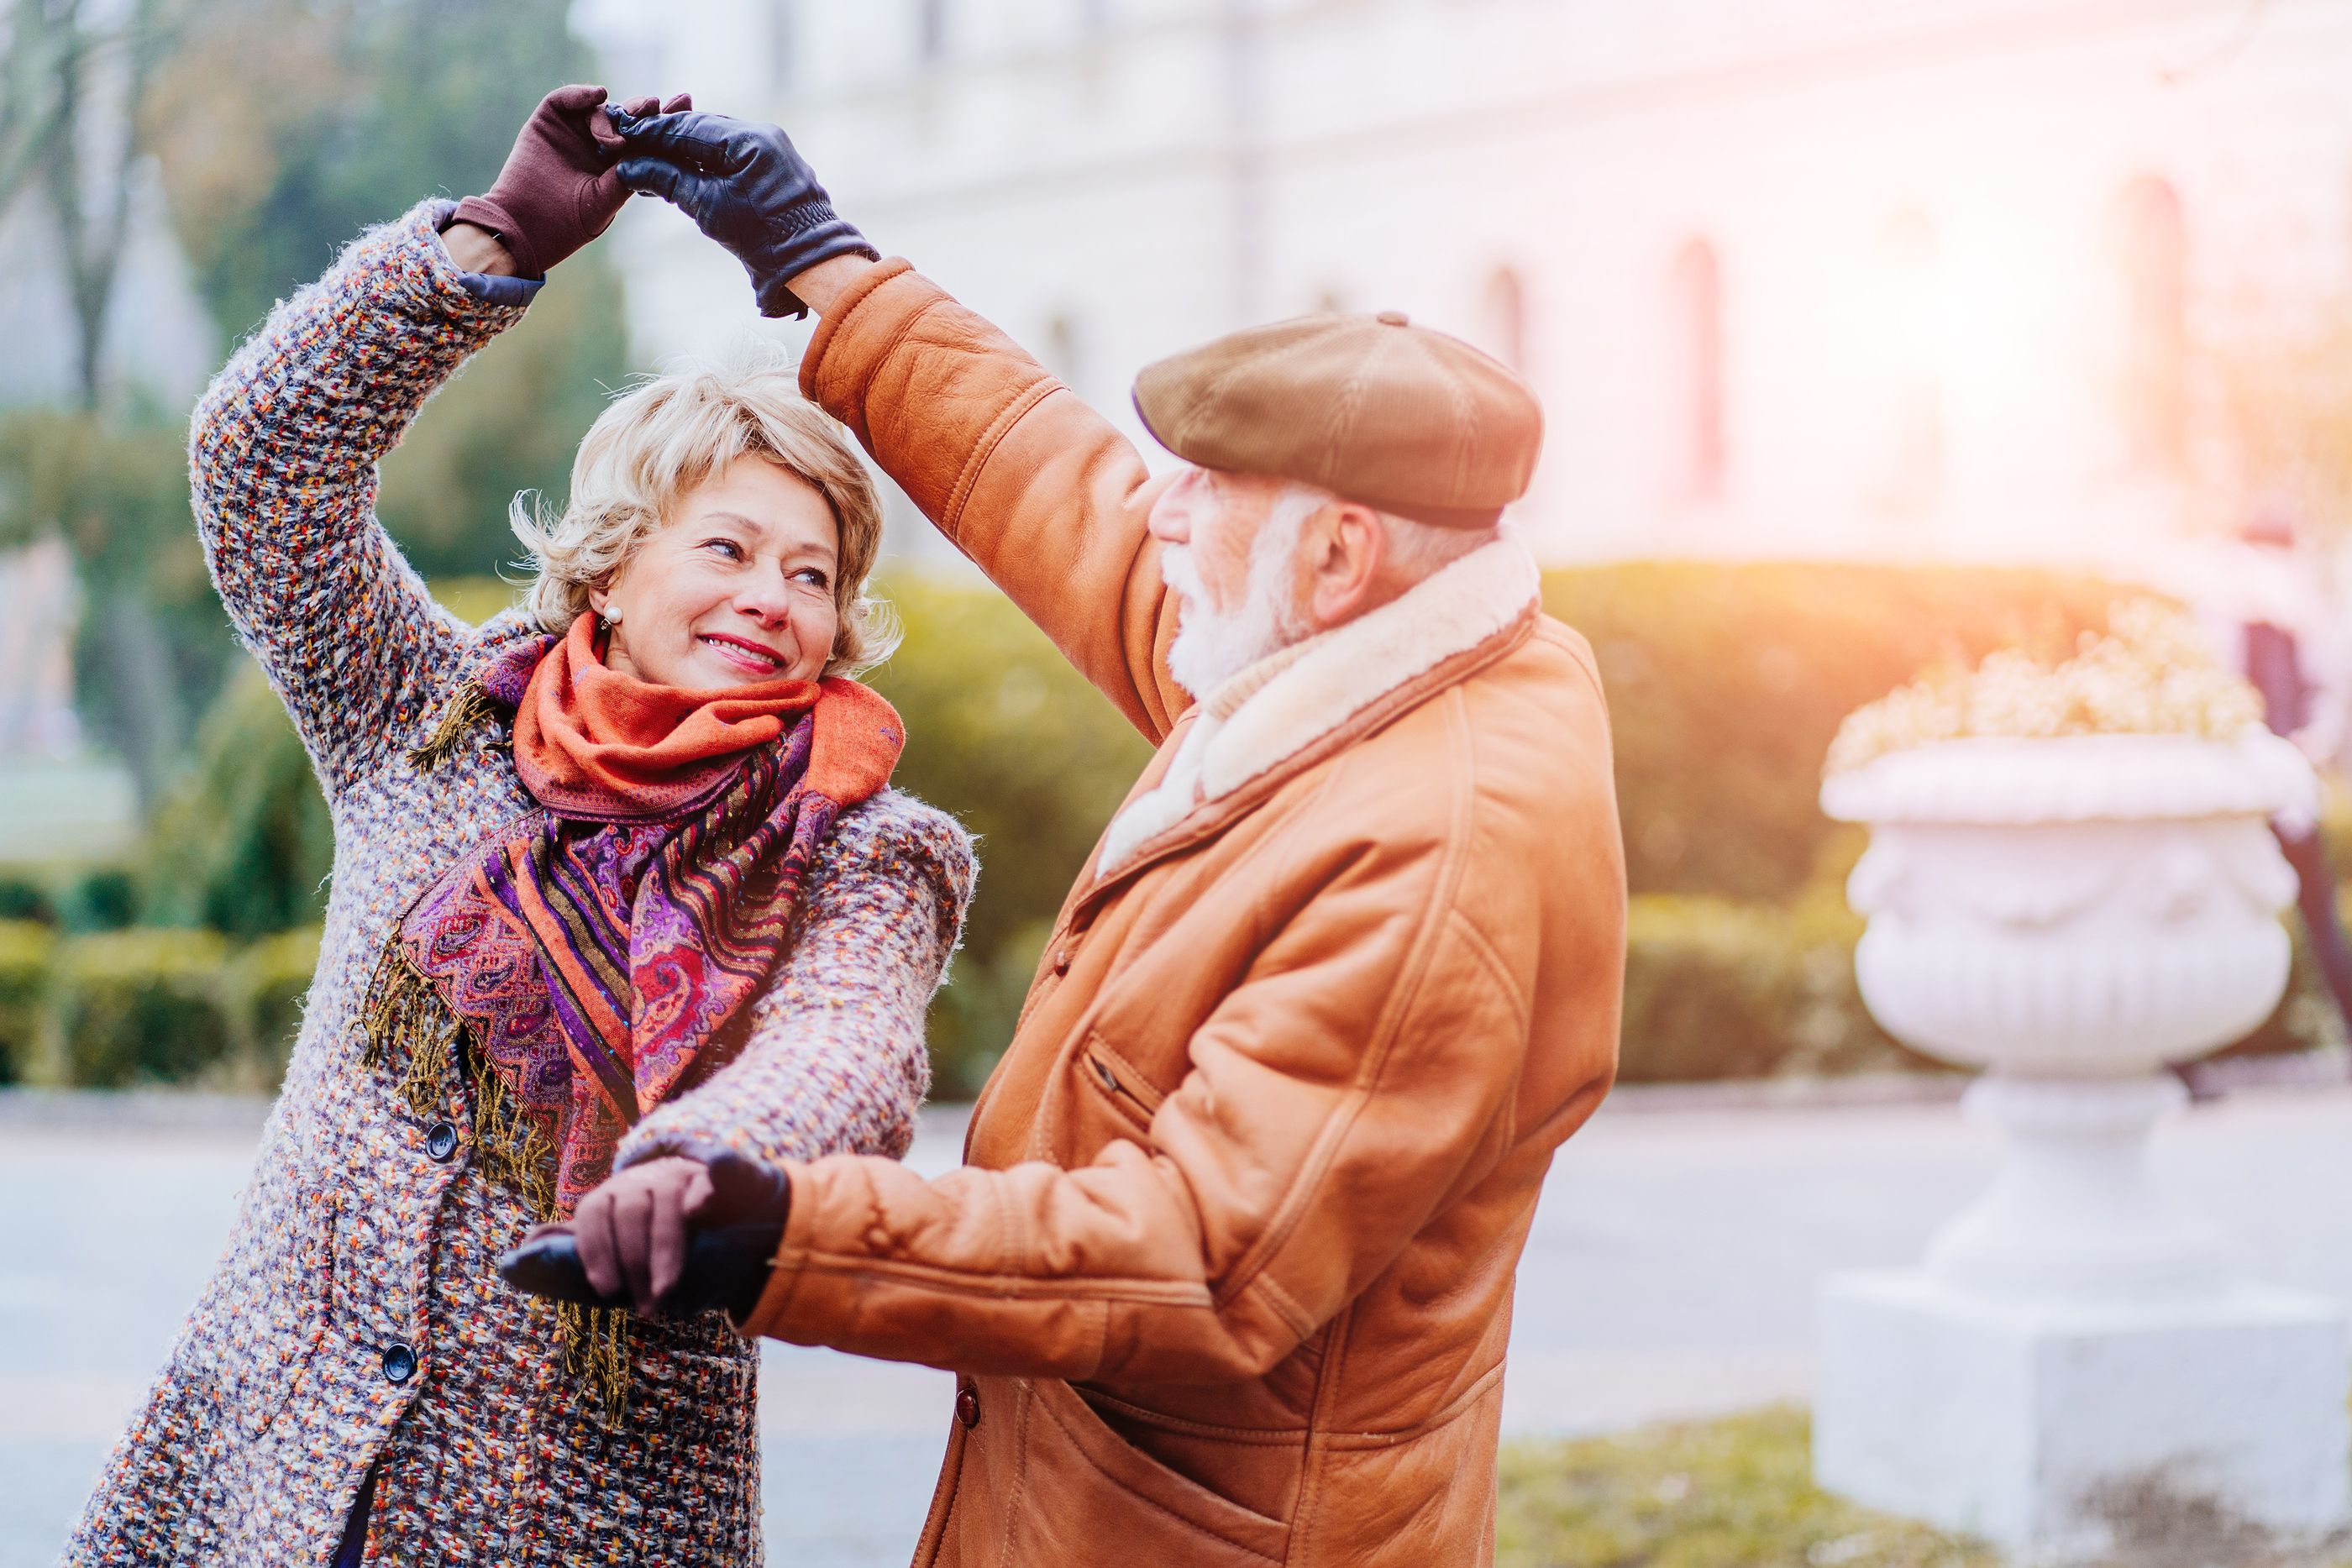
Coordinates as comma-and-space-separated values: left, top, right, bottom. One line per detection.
8, 1081, 2352, 1566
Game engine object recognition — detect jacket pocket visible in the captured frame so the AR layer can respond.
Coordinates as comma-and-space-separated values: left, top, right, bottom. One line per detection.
1001, 1375, 1292, 1565
1079, 1030, 1163, 1134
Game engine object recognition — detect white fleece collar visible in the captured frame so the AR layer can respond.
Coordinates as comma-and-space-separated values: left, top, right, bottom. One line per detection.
1095, 534, 1541, 878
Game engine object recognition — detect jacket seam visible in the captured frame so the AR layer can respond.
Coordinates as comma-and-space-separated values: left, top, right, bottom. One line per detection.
943, 374, 1062, 541
1214, 688, 1478, 1308
1448, 908, 1532, 1042
776, 1250, 1217, 1306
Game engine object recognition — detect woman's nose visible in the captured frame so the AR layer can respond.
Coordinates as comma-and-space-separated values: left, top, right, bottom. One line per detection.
733, 574, 793, 624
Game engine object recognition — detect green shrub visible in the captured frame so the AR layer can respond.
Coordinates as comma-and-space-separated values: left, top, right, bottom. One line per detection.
1620, 894, 1932, 1083
866, 575, 1157, 1092
232, 925, 324, 1089
1547, 562, 2126, 900
0, 920, 55, 1084
0, 873, 57, 925
55, 929, 235, 1088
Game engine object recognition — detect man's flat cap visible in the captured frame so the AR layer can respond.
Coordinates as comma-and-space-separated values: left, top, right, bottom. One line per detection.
1131, 310, 1541, 529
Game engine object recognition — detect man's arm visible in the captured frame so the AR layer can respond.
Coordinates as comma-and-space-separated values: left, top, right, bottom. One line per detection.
736, 822, 1604, 1384
794, 260, 1191, 741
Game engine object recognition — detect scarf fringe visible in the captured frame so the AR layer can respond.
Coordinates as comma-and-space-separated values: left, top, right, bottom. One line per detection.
360, 942, 633, 1419
408, 679, 501, 773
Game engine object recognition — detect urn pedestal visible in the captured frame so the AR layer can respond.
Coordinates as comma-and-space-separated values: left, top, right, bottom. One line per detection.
1811, 733, 2350, 1560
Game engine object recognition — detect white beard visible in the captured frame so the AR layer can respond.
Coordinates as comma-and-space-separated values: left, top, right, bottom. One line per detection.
1162, 495, 1315, 698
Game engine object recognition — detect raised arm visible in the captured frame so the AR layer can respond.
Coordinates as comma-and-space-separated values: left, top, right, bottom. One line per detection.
612, 111, 1192, 743
188, 198, 540, 798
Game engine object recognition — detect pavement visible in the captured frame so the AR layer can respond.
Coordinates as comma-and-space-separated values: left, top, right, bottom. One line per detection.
8, 1078, 2352, 1566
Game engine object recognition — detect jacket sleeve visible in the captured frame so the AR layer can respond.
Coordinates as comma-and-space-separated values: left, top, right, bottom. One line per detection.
800, 260, 1190, 744
614, 791, 975, 1169
739, 810, 1581, 1385
187, 197, 534, 800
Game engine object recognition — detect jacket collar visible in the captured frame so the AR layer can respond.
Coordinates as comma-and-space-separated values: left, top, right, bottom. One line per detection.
1095, 534, 1541, 878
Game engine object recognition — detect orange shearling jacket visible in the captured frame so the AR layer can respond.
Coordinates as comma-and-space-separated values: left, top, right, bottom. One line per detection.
740, 260, 1627, 1567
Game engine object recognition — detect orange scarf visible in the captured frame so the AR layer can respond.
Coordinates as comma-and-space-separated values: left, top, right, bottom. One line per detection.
511, 613, 896, 819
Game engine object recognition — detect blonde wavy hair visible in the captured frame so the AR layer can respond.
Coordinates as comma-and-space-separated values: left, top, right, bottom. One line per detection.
512, 354, 895, 677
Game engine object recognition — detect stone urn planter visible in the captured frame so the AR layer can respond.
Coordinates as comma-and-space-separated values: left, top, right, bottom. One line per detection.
1827, 729, 2310, 1298
1811, 722, 2350, 1558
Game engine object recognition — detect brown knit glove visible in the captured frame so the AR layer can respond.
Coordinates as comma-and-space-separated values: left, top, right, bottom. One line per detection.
450, 84, 690, 278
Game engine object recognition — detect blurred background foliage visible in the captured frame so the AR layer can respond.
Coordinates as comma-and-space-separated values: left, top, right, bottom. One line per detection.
0, 0, 626, 804
9, 557, 2336, 1096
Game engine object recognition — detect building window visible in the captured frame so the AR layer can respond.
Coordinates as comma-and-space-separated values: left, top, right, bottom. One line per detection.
2113, 174, 2188, 469
1483, 265, 1529, 375
918, 0, 948, 60
1872, 209, 1941, 514
1667, 239, 1725, 504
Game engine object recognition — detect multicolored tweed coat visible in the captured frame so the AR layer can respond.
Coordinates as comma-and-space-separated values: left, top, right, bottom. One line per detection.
64, 199, 974, 1567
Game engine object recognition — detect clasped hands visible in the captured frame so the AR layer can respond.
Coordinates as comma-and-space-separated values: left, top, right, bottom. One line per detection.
453, 82, 878, 318
499, 1151, 791, 1322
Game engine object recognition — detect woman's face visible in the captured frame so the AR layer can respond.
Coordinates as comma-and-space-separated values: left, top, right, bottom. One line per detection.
590, 459, 843, 689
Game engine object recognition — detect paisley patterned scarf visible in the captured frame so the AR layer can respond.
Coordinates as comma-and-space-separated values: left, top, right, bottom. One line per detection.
363, 614, 902, 1408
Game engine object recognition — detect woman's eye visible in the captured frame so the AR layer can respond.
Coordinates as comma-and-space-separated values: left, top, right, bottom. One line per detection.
701, 538, 743, 560
795, 568, 832, 589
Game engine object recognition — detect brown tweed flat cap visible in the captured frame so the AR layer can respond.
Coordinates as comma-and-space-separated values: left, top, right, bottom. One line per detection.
1131, 310, 1541, 529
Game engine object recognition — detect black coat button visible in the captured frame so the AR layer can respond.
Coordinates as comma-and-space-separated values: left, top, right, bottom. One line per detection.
381, 1343, 417, 1385
424, 1120, 459, 1162
955, 1379, 980, 1429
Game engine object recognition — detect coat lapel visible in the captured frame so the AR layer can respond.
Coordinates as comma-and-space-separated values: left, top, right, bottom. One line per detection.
1083, 537, 1543, 896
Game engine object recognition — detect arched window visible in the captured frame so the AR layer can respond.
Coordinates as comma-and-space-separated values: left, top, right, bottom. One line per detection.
2113, 175, 2188, 468
1873, 209, 1941, 512
1483, 265, 1529, 375
1666, 239, 1725, 504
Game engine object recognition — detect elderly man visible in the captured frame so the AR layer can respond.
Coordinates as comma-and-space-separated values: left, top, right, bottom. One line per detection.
546, 108, 1625, 1565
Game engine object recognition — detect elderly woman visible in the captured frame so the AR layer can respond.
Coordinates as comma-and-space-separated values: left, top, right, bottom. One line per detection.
65, 87, 971, 1566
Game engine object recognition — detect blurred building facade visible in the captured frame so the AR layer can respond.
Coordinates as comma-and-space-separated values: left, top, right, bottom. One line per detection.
582, 0, 2352, 569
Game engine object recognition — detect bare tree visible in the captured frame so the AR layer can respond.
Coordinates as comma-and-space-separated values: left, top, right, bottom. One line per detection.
34, 0, 178, 411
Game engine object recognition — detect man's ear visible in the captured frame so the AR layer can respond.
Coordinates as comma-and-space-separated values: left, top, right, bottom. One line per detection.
1308, 503, 1387, 628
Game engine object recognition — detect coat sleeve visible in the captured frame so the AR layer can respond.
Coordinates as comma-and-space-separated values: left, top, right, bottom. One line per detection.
738, 805, 1584, 1386
187, 197, 534, 800
800, 260, 1191, 745
614, 791, 975, 1169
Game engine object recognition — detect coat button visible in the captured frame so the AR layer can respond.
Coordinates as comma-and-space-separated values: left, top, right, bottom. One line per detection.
955, 1379, 980, 1429
1052, 946, 1072, 975
424, 1120, 460, 1162
381, 1343, 417, 1385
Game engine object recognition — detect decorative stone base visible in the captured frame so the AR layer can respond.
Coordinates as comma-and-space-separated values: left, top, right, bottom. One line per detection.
1815, 1271, 2351, 1560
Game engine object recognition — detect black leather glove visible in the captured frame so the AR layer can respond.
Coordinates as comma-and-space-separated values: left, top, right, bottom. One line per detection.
497, 1150, 792, 1320
607, 107, 878, 318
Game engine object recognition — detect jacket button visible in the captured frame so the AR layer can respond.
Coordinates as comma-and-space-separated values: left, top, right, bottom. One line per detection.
424, 1120, 460, 1162
1052, 947, 1072, 975
381, 1343, 418, 1385
955, 1379, 980, 1429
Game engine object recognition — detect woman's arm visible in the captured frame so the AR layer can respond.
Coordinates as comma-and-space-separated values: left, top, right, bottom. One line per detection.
189, 197, 541, 799
614, 790, 977, 1171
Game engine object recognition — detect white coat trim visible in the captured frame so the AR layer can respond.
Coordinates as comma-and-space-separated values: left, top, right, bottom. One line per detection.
1096, 535, 1541, 876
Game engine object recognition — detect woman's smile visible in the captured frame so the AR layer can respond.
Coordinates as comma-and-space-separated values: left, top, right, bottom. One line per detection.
697, 631, 792, 676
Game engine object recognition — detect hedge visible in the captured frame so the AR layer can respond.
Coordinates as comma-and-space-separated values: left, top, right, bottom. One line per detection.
233, 926, 324, 1085
54, 929, 238, 1088
0, 920, 55, 1083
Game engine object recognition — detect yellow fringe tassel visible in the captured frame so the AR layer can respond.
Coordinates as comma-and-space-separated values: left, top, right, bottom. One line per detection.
407, 680, 501, 773
360, 941, 634, 1419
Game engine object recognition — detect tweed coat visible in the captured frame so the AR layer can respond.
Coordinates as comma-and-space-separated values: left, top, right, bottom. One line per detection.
63, 201, 974, 1567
